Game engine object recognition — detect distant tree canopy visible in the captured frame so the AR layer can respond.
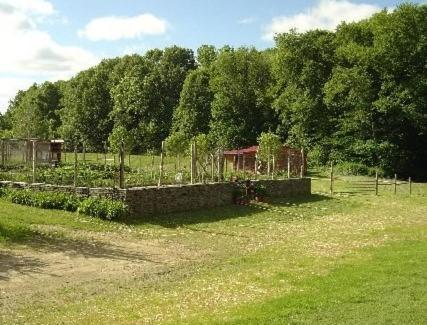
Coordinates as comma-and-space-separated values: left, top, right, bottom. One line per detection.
3, 4, 426, 178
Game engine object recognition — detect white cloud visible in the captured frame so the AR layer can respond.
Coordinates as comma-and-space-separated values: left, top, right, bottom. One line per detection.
0, 78, 35, 112
238, 17, 257, 25
78, 13, 168, 41
0, 0, 99, 112
0, 0, 54, 16
263, 0, 381, 40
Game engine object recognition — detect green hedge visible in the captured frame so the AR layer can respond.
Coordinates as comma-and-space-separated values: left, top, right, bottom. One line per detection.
1, 189, 128, 220
77, 198, 128, 220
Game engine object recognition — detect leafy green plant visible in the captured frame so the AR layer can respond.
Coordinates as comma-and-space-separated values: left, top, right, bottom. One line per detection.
7, 190, 80, 212
254, 183, 267, 197
77, 198, 128, 220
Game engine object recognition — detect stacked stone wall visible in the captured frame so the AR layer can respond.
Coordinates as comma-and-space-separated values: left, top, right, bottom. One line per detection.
0, 178, 311, 217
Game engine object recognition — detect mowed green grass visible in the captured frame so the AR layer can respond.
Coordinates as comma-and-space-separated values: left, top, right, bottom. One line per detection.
0, 178, 426, 324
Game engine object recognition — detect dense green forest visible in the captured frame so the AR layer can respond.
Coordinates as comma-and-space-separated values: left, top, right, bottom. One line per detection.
1, 4, 426, 178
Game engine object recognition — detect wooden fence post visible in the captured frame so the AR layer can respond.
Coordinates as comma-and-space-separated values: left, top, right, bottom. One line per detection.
217, 148, 224, 182
211, 154, 215, 181
119, 140, 125, 189
64, 144, 67, 163
103, 141, 107, 169
272, 155, 275, 180
158, 141, 165, 187
330, 161, 334, 195
287, 156, 291, 179
375, 170, 379, 196
194, 141, 198, 181
32, 140, 37, 183
300, 164, 303, 178
190, 142, 195, 184
151, 155, 155, 180
394, 173, 397, 195
73, 145, 78, 187
409, 177, 412, 195
242, 154, 246, 178
254, 154, 258, 180
82, 142, 86, 163
1, 139, 5, 167
301, 148, 305, 177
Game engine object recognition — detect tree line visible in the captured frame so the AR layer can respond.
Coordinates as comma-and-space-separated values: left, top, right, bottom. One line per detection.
1, 4, 426, 178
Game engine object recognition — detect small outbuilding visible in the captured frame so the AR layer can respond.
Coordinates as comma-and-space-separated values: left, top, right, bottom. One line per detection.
1, 138, 64, 165
223, 145, 307, 176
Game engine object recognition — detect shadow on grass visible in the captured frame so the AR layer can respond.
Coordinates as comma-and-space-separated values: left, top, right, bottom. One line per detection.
0, 252, 49, 281
122, 194, 332, 229
269, 193, 332, 207
122, 204, 263, 229
0, 228, 165, 282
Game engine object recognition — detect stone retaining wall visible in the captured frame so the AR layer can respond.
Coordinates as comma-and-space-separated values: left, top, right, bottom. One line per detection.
0, 178, 311, 217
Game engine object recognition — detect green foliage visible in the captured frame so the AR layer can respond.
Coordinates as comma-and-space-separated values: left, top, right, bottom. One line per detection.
194, 133, 212, 159
2, 3, 426, 178
108, 125, 134, 154
209, 47, 274, 149
172, 68, 213, 137
197, 45, 217, 68
77, 197, 128, 220
110, 46, 196, 152
59, 59, 118, 148
257, 132, 282, 162
334, 162, 383, 177
165, 132, 189, 157
4, 188, 127, 220
8, 190, 80, 212
7, 82, 62, 139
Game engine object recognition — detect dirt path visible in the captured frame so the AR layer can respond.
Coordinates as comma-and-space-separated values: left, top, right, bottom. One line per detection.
0, 226, 204, 314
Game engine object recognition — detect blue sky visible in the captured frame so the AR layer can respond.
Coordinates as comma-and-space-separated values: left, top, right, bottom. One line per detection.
0, 0, 425, 112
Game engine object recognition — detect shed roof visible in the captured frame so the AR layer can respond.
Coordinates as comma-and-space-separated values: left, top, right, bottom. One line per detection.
224, 145, 258, 155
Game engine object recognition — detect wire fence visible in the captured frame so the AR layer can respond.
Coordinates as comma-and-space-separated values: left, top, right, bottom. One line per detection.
0, 139, 306, 188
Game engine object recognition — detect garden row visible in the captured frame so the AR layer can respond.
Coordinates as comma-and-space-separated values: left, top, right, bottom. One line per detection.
0, 187, 128, 220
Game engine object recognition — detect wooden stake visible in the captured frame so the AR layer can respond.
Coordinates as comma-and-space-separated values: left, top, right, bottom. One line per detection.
242, 154, 246, 178
151, 155, 155, 180
32, 141, 37, 183
409, 177, 412, 195
82, 142, 86, 163
119, 140, 125, 189
211, 154, 214, 181
217, 148, 224, 182
330, 161, 334, 195
272, 155, 275, 180
287, 156, 291, 179
301, 148, 305, 177
394, 173, 397, 195
190, 143, 195, 184
73, 145, 78, 187
375, 170, 378, 196
1, 139, 5, 167
300, 164, 303, 178
254, 154, 258, 179
157, 141, 165, 187
103, 141, 107, 169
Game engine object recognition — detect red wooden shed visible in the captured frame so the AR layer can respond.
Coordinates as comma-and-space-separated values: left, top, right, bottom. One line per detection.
223, 145, 307, 176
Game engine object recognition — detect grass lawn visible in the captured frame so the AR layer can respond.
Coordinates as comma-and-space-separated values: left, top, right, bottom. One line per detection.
0, 177, 426, 324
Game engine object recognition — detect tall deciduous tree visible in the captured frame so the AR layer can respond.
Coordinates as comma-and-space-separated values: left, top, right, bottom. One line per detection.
111, 46, 196, 152
8, 81, 62, 139
59, 58, 118, 148
209, 47, 274, 149
273, 30, 336, 152
172, 68, 213, 138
